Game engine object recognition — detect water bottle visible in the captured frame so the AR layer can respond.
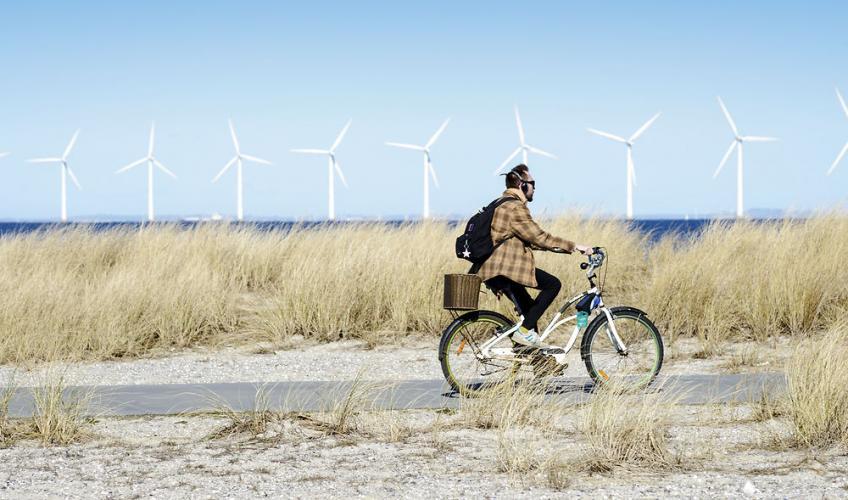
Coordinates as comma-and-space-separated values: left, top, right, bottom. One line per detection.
576, 311, 589, 329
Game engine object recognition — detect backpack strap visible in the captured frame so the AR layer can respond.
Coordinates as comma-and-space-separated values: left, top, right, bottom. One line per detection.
468, 197, 520, 274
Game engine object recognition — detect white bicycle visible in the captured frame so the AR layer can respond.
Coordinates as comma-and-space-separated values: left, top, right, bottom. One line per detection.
439, 248, 664, 396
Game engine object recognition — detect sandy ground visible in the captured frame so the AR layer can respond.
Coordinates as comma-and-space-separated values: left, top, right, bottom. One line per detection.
0, 404, 845, 498
0, 336, 839, 498
0, 335, 792, 388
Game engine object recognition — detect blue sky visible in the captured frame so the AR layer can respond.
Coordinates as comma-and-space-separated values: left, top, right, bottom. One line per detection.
0, 1, 846, 220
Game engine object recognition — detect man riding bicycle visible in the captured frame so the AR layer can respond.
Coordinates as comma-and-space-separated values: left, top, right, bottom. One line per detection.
476, 164, 593, 348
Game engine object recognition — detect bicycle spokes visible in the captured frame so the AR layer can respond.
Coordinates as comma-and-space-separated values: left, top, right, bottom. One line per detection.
584, 310, 663, 387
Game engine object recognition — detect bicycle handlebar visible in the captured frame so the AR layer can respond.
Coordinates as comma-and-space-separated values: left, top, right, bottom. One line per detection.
579, 247, 606, 280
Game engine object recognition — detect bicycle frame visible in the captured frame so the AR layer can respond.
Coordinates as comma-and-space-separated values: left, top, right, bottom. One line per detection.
477, 286, 629, 362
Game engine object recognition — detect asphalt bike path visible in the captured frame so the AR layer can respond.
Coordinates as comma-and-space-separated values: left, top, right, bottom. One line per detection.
5, 373, 785, 418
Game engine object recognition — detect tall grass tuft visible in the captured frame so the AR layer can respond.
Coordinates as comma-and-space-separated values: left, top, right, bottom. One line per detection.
577, 382, 681, 472
206, 384, 279, 440
27, 376, 91, 445
785, 323, 848, 448
0, 379, 17, 446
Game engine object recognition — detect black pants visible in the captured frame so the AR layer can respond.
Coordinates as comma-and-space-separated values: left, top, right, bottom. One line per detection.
484, 269, 562, 332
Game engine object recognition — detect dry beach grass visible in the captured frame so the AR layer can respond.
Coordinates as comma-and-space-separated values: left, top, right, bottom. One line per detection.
0, 215, 846, 363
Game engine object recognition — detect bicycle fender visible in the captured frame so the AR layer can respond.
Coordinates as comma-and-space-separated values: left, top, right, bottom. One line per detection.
606, 306, 650, 319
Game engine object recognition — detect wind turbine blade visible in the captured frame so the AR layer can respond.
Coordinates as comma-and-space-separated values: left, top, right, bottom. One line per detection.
331, 119, 352, 152
334, 160, 348, 189
827, 141, 848, 175
717, 97, 738, 136
28, 158, 62, 163
837, 88, 848, 119
228, 119, 240, 153
494, 147, 522, 175
115, 157, 147, 174
741, 136, 778, 142
212, 157, 237, 183
587, 128, 627, 143
714, 141, 737, 178
154, 159, 177, 179
425, 118, 451, 149
385, 142, 426, 151
241, 154, 272, 165
148, 122, 156, 157
62, 129, 80, 160
429, 164, 440, 189
629, 112, 661, 143
526, 145, 557, 160
514, 106, 525, 145
66, 166, 82, 190
291, 149, 329, 155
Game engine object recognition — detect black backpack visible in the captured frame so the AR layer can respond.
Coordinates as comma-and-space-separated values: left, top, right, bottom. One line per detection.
455, 197, 517, 266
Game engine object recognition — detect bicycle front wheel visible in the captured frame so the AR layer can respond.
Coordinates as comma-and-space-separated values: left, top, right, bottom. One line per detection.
438, 310, 519, 396
581, 307, 664, 389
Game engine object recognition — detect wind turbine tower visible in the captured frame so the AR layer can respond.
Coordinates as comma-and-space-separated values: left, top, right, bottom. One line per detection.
291, 120, 352, 221
116, 122, 177, 222
212, 120, 273, 221
27, 130, 83, 222
386, 118, 450, 219
493, 106, 556, 175
587, 113, 661, 220
714, 97, 778, 218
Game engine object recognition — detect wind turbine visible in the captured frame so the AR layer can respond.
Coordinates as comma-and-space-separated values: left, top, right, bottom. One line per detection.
211, 120, 273, 221
27, 130, 82, 222
587, 113, 661, 220
386, 118, 450, 219
291, 120, 352, 221
827, 88, 848, 176
116, 123, 177, 222
714, 97, 778, 219
493, 106, 556, 175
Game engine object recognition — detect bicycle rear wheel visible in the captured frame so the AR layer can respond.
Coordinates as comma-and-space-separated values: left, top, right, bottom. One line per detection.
439, 310, 519, 396
581, 307, 663, 389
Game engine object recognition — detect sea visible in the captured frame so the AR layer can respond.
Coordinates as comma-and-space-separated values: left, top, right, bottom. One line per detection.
0, 219, 768, 242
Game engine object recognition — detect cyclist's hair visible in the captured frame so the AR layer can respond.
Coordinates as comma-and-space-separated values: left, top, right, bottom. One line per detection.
505, 164, 529, 189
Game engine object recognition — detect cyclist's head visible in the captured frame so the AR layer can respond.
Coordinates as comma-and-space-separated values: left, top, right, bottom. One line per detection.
505, 164, 535, 202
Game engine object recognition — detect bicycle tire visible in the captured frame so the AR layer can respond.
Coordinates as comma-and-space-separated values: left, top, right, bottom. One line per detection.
580, 306, 664, 389
438, 310, 519, 396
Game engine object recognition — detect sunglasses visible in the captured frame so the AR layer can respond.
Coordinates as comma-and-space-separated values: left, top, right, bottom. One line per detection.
523, 180, 536, 188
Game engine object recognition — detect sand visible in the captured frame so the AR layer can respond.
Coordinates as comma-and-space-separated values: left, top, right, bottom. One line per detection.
0, 405, 845, 498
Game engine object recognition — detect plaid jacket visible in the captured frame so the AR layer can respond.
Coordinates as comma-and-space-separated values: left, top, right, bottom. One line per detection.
475, 188, 576, 288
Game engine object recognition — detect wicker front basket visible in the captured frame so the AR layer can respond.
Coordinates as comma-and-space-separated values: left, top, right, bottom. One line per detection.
443, 274, 482, 310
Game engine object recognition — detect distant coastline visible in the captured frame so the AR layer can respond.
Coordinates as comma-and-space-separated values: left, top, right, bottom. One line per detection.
0, 217, 808, 240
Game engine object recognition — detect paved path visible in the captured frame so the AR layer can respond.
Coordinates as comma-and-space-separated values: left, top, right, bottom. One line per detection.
6, 373, 785, 418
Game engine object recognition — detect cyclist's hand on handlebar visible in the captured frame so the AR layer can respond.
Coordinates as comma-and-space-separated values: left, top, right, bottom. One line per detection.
575, 245, 593, 255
